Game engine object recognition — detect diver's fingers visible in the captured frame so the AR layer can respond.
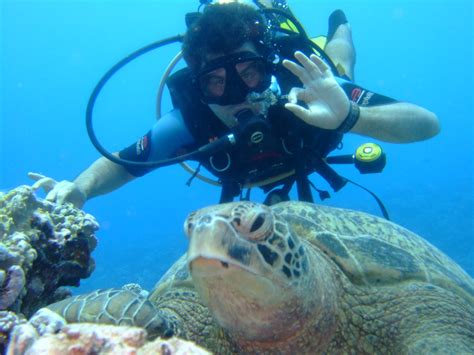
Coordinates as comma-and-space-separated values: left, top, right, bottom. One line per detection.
29, 173, 58, 192
28, 172, 47, 182
33, 178, 57, 192
287, 87, 305, 104
53, 190, 69, 205
282, 59, 310, 84
45, 189, 59, 203
309, 54, 331, 74
283, 52, 324, 85
293, 51, 323, 77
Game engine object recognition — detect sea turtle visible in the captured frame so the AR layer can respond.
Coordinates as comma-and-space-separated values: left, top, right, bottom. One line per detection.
46, 201, 474, 353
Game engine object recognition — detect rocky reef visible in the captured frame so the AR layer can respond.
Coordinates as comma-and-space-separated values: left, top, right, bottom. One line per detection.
0, 185, 99, 349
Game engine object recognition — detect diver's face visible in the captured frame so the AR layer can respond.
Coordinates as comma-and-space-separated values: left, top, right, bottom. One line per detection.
203, 42, 266, 127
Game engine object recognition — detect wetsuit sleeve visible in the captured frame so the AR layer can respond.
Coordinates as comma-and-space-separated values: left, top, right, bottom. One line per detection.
335, 77, 398, 107
118, 109, 196, 176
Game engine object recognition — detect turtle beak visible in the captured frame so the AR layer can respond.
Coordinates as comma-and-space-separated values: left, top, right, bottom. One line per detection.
187, 217, 253, 270
187, 215, 278, 301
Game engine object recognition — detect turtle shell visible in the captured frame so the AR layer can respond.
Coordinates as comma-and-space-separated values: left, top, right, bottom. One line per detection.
272, 202, 474, 302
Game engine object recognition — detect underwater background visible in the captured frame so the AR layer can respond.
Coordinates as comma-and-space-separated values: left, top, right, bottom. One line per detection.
1, 0, 472, 293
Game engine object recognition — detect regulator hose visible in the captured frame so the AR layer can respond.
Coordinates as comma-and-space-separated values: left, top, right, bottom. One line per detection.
84, 34, 202, 169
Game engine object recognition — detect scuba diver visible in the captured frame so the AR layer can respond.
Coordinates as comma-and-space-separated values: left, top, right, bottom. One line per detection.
29, 1, 439, 210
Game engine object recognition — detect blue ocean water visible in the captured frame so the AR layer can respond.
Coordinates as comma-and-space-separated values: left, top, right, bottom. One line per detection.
1, 0, 472, 294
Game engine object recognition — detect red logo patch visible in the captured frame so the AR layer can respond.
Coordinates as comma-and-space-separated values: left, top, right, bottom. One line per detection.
351, 88, 362, 102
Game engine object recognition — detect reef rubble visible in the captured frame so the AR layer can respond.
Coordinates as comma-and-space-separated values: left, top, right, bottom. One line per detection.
7, 308, 210, 354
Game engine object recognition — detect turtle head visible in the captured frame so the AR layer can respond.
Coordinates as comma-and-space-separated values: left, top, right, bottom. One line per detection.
185, 201, 336, 342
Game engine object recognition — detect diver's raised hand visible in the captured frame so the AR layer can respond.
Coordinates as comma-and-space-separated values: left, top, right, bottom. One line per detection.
282, 51, 350, 130
28, 172, 87, 209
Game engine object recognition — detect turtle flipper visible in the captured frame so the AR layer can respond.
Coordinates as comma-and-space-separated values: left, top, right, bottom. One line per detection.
46, 288, 174, 339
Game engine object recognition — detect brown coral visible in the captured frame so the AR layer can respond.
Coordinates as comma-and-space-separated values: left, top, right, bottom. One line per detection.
0, 185, 100, 348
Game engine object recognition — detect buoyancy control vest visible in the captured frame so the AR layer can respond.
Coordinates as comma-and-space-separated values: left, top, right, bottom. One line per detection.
166, 35, 347, 202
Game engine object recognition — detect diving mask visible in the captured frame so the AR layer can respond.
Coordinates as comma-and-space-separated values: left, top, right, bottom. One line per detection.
195, 51, 273, 105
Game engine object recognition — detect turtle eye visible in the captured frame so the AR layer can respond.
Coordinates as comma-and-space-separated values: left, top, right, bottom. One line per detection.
250, 213, 265, 233
233, 206, 273, 241
184, 211, 198, 238
184, 221, 194, 238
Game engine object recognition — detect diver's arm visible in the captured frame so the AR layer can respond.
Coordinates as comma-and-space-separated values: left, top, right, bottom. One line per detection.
73, 109, 196, 198
72, 153, 136, 200
351, 103, 440, 143
29, 110, 193, 208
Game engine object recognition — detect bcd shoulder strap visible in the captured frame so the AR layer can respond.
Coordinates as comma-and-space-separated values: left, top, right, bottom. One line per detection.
166, 67, 228, 147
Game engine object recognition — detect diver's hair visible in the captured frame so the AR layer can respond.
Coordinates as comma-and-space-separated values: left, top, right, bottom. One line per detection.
182, 3, 270, 72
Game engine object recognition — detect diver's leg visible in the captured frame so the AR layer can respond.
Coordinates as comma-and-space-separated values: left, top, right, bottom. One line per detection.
324, 10, 356, 81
